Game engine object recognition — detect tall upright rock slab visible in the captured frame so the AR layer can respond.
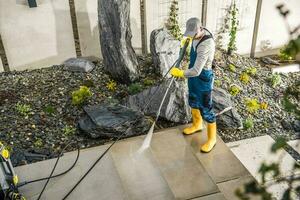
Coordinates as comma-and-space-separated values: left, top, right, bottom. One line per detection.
150, 28, 180, 77
98, 0, 138, 83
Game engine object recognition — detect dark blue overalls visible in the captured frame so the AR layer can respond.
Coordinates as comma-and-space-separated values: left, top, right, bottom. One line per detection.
188, 36, 216, 123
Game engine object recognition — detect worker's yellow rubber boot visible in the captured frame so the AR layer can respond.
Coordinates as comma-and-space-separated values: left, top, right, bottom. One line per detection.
183, 109, 203, 135
201, 122, 217, 153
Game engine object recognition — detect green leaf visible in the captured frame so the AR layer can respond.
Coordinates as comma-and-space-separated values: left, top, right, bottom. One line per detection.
245, 181, 260, 194
271, 137, 287, 153
281, 189, 291, 200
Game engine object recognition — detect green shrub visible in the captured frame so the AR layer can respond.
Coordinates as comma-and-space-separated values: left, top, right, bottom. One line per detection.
268, 73, 282, 87
143, 78, 155, 86
214, 80, 222, 87
165, 0, 183, 40
227, 1, 238, 54
72, 86, 92, 105
34, 138, 43, 147
243, 118, 254, 130
16, 102, 32, 118
240, 72, 250, 84
106, 80, 117, 91
245, 98, 260, 113
228, 64, 236, 72
128, 83, 143, 95
44, 105, 55, 115
246, 67, 257, 76
260, 102, 268, 110
279, 47, 293, 61
62, 125, 76, 136
229, 85, 240, 96
223, 76, 231, 84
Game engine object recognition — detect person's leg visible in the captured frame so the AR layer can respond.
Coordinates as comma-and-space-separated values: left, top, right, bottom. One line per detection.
183, 108, 203, 135
199, 91, 217, 153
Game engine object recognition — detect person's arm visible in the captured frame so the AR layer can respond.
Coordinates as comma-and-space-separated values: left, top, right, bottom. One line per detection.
184, 39, 214, 77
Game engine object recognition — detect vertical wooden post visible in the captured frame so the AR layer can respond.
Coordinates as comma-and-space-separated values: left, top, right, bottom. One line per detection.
250, 0, 263, 58
140, 0, 148, 54
201, 0, 208, 27
0, 34, 10, 72
69, 0, 82, 57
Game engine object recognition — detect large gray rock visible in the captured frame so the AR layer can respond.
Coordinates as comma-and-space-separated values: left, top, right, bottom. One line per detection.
78, 104, 151, 139
98, 0, 138, 84
212, 88, 243, 129
124, 79, 191, 123
63, 58, 95, 72
150, 28, 180, 77
124, 81, 242, 129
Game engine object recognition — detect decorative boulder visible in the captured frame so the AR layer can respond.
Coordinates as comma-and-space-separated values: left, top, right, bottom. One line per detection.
150, 28, 180, 77
124, 81, 242, 129
124, 79, 191, 123
63, 58, 95, 72
212, 88, 243, 129
98, 0, 139, 84
78, 104, 151, 139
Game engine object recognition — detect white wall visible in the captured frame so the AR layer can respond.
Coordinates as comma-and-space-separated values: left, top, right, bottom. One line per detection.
130, 0, 142, 54
255, 0, 300, 56
0, 0, 76, 71
145, 0, 203, 52
75, 0, 102, 58
206, 0, 258, 55
74, 0, 142, 58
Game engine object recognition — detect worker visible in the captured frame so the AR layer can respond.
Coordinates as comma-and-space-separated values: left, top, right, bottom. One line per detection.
170, 17, 216, 153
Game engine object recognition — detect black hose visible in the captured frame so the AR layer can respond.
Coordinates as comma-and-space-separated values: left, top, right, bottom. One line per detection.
18, 147, 80, 188
36, 142, 78, 200
61, 128, 131, 200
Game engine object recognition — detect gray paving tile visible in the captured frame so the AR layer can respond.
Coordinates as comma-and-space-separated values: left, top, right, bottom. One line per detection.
15, 145, 128, 200
180, 126, 251, 183
217, 175, 261, 200
110, 136, 175, 200
191, 192, 226, 200
151, 129, 219, 200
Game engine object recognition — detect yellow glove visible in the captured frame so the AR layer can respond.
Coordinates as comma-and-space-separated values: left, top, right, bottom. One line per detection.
170, 68, 185, 78
180, 36, 192, 48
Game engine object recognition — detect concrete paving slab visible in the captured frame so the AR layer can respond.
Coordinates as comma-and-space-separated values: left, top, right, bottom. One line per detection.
14, 125, 259, 200
15, 145, 128, 200
110, 136, 175, 200
191, 192, 226, 200
180, 125, 250, 183
217, 175, 261, 200
151, 129, 219, 199
288, 139, 300, 154
227, 135, 299, 182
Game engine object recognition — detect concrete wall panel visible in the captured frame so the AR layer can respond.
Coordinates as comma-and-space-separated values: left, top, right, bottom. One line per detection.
0, 0, 76, 71
130, 0, 142, 54
255, 0, 300, 56
206, 0, 258, 55
73, 0, 142, 58
74, 0, 102, 58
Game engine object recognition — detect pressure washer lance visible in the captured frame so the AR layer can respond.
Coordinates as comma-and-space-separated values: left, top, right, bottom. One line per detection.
0, 142, 26, 200
138, 38, 192, 152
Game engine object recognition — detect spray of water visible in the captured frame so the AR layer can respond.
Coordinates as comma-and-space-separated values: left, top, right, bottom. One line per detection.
138, 78, 175, 153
